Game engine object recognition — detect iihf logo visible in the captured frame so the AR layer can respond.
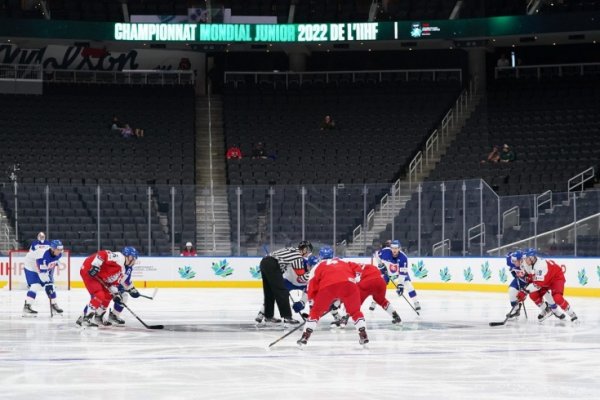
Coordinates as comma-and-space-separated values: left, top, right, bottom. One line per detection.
410, 23, 422, 38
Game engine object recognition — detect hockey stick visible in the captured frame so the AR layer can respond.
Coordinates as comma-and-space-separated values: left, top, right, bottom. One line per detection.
137, 288, 159, 300
489, 316, 509, 327
489, 304, 521, 327
390, 280, 420, 316
93, 277, 163, 330
118, 301, 164, 330
268, 310, 330, 348
516, 278, 528, 320
268, 320, 306, 348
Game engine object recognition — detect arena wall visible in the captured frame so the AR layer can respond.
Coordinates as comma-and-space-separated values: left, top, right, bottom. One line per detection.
2, 256, 599, 296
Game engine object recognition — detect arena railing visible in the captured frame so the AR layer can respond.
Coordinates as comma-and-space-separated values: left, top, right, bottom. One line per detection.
44, 69, 195, 85
224, 68, 463, 88
3, 180, 598, 258
0, 64, 43, 80
494, 62, 600, 80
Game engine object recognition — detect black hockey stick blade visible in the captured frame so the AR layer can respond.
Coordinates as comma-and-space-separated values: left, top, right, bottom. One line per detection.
489, 317, 509, 327
120, 299, 163, 329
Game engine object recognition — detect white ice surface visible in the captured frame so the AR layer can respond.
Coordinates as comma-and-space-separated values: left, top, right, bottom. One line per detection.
1, 288, 599, 400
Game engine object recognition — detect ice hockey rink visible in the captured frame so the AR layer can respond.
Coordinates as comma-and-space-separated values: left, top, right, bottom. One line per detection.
0, 288, 599, 400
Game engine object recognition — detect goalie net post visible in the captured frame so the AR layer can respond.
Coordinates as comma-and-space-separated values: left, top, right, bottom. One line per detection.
7, 250, 71, 291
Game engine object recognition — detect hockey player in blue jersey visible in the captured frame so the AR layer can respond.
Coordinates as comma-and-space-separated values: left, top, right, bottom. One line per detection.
505, 250, 529, 319
29, 231, 50, 252
107, 246, 140, 325
22, 239, 64, 316
374, 240, 421, 311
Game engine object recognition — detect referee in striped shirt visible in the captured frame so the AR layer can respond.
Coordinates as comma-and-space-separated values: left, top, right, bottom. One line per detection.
256, 240, 313, 325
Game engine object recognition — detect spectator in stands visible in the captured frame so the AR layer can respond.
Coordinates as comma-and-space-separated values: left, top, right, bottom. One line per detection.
497, 54, 510, 68
180, 242, 197, 257
500, 144, 516, 163
481, 145, 501, 164
226, 144, 243, 160
178, 57, 191, 70
110, 116, 124, 134
321, 115, 336, 130
252, 142, 268, 159
111, 115, 144, 138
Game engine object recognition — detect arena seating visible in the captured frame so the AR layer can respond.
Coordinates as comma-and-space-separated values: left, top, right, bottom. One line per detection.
223, 74, 462, 249
0, 84, 196, 254
538, 0, 600, 14
427, 78, 600, 196
372, 76, 600, 256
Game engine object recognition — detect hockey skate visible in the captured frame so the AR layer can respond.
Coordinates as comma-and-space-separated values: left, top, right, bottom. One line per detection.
94, 313, 113, 327
108, 310, 125, 325
50, 303, 63, 314
283, 317, 300, 326
297, 328, 313, 346
331, 314, 349, 328
76, 314, 99, 328
413, 301, 422, 312
506, 303, 522, 319
254, 311, 265, 324
358, 327, 369, 346
391, 311, 402, 324
551, 307, 566, 320
22, 302, 38, 317
537, 303, 552, 322
570, 313, 578, 322
263, 317, 282, 325
368, 300, 377, 311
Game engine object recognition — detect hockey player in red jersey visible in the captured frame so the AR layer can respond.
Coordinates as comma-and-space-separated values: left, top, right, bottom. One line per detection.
297, 246, 369, 346
522, 248, 576, 322
76, 247, 138, 327
359, 264, 401, 323
330, 263, 402, 327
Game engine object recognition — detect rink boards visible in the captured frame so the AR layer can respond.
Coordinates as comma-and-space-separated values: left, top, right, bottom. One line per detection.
1, 255, 599, 296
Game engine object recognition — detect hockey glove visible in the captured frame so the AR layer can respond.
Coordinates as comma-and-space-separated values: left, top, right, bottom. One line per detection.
44, 283, 55, 297
292, 301, 305, 313
517, 290, 527, 303
117, 284, 126, 294
112, 293, 124, 304
88, 265, 100, 277
128, 287, 140, 298
378, 263, 390, 283
396, 283, 405, 296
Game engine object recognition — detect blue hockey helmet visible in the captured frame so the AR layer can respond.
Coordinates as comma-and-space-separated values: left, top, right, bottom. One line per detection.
390, 240, 401, 249
122, 246, 139, 259
319, 246, 334, 260
524, 248, 537, 258
511, 250, 524, 261
50, 239, 64, 250
305, 255, 320, 268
